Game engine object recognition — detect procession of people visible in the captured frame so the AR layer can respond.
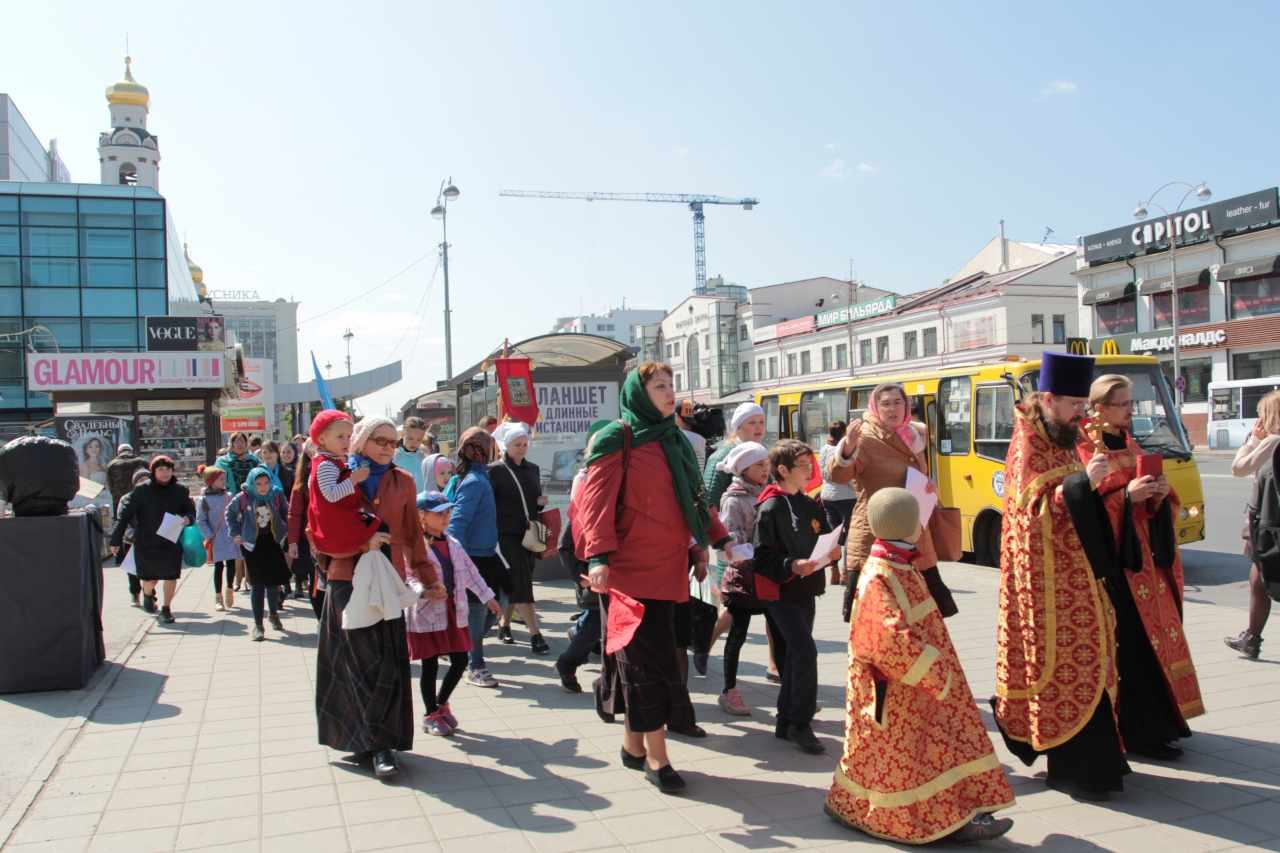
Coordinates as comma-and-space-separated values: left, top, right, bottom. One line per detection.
91, 352, 1210, 844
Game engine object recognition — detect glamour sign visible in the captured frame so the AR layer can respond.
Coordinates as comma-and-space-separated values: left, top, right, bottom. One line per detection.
27, 353, 225, 391
815, 294, 897, 329
1083, 188, 1279, 263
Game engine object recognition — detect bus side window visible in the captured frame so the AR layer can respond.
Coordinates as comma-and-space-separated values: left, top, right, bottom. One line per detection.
975, 385, 1014, 462
789, 409, 801, 440
938, 377, 971, 455
762, 397, 781, 445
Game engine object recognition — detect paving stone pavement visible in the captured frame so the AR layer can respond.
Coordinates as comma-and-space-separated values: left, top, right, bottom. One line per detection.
2, 562, 1279, 853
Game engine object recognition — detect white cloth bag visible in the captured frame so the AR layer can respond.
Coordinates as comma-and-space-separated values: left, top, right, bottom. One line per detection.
342, 550, 418, 630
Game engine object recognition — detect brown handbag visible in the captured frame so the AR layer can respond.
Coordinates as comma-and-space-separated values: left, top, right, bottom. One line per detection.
929, 506, 963, 562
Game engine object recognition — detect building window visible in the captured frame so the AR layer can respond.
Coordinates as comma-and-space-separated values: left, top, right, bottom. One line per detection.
595, 323, 615, 332
768, 356, 778, 378
876, 336, 889, 363
923, 327, 938, 356
665, 343, 672, 359
703, 334, 709, 354
739, 325, 748, 341
1153, 286, 1210, 330
820, 346, 833, 371
1162, 357, 1212, 404
786, 353, 797, 376
836, 343, 848, 369
674, 341, 681, 357
741, 362, 750, 382
1095, 298, 1137, 336
860, 340, 873, 365
706, 369, 711, 388
904, 330, 918, 359
800, 351, 811, 374
687, 337, 700, 387
1230, 275, 1280, 320
757, 358, 766, 380
675, 373, 682, 391
1052, 314, 1066, 344
1031, 314, 1045, 344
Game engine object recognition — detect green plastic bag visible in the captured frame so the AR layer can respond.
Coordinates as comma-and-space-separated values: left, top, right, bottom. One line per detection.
181, 524, 207, 568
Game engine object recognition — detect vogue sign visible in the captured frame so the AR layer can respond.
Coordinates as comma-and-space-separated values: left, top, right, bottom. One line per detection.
28, 353, 225, 391
146, 316, 226, 352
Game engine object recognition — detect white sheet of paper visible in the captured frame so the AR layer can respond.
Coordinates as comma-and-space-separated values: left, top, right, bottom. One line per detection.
730, 543, 754, 561
120, 547, 137, 575
156, 512, 185, 543
905, 468, 937, 529
809, 524, 843, 569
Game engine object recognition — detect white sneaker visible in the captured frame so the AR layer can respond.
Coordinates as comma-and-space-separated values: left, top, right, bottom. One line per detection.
466, 668, 498, 688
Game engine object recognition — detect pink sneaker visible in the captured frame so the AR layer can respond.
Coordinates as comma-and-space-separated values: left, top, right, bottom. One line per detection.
718, 688, 751, 716
422, 711, 452, 736
438, 701, 458, 729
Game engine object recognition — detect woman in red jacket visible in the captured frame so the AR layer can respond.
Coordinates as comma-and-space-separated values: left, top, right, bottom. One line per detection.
578, 362, 734, 793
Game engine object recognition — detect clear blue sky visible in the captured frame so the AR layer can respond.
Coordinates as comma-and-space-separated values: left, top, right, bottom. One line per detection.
4, 1, 1277, 416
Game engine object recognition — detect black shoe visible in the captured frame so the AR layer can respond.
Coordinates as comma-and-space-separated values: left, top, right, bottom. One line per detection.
620, 746, 646, 770
693, 652, 709, 676
645, 764, 686, 793
1224, 631, 1262, 659
1046, 776, 1110, 802
373, 749, 399, 778
765, 671, 781, 683
1129, 742, 1184, 761
498, 625, 516, 645
268, 614, 284, 632
666, 722, 706, 738
775, 719, 790, 739
160, 606, 176, 624
787, 724, 825, 754
555, 661, 582, 693
142, 592, 157, 614
592, 679, 615, 723
592, 641, 601, 657
949, 813, 1014, 843
530, 633, 550, 655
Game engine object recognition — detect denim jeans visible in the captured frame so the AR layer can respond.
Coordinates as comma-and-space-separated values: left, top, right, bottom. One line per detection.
557, 604, 602, 676
467, 588, 508, 671
765, 596, 818, 727
823, 498, 856, 550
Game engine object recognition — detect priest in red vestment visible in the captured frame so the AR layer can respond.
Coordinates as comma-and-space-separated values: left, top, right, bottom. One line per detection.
1078, 374, 1204, 760
993, 352, 1131, 802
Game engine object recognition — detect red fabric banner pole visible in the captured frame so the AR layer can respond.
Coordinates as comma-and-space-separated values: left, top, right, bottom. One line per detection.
493, 357, 540, 427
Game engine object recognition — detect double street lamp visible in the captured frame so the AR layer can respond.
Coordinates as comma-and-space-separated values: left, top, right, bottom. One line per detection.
431, 179, 461, 381
1133, 181, 1212, 413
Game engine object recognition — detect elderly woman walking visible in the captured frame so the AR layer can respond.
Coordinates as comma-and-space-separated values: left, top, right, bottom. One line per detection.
825, 382, 956, 620
491, 421, 552, 655
109, 456, 197, 624
312, 415, 446, 778
578, 362, 735, 793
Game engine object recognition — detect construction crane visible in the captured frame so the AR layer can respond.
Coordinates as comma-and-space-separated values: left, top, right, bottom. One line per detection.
499, 190, 758, 295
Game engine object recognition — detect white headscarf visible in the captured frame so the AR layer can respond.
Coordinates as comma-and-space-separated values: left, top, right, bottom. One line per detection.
350, 416, 397, 456
491, 421, 531, 453
731, 403, 765, 435
716, 441, 768, 476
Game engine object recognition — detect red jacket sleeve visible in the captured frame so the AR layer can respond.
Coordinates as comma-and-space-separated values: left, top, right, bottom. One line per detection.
576, 450, 624, 561
288, 485, 307, 545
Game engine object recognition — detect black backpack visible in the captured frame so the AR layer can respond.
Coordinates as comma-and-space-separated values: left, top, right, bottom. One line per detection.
1247, 443, 1280, 602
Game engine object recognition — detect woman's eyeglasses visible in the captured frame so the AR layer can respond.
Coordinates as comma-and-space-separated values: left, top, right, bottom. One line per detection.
365, 436, 396, 448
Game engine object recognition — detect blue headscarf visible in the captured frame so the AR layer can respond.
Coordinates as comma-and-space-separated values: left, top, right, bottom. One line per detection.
350, 454, 393, 502
242, 466, 281, 502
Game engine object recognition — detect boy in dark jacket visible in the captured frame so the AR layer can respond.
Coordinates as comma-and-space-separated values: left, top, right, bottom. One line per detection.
753, 438, 840, 754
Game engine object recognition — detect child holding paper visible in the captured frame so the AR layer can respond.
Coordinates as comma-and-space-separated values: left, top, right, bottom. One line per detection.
752, 438, 840, 754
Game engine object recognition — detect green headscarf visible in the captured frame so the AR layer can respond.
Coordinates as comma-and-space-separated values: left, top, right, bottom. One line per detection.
586, 369, 712, 547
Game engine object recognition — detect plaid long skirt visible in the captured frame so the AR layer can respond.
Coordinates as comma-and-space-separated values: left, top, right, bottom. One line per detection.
315, 579, 414, 753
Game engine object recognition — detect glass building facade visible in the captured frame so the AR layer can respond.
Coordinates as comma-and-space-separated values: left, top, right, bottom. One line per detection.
223, 314, 279, 384
0, 182, 199, 421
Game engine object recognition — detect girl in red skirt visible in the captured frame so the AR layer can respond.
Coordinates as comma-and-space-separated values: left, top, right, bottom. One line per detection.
407, 491, 501, 736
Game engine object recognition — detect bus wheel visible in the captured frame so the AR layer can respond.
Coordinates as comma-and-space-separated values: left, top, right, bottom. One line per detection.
974, 513, 1002, 568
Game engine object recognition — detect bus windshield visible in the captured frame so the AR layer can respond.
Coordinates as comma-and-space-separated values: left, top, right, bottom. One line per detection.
1019, 364, 1192, 460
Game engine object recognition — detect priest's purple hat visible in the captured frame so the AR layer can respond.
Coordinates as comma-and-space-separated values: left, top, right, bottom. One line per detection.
1040, 352, 1095, 398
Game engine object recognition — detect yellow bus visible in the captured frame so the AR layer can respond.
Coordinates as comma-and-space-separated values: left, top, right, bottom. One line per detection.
755, 354, 1206, 566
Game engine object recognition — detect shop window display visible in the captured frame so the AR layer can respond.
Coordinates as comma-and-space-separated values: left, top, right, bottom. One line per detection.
137, 413, 207, 489
1153, 286, 1210, 330
1096, 297, 1137, 336
1230, 275, 1280, 320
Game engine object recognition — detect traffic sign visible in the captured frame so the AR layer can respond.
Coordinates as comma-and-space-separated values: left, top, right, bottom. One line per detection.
1175, 375, 1188, 393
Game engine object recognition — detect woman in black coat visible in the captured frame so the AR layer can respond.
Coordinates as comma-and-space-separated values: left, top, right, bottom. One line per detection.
489, 423, 550, 655
109, 455, 197, 624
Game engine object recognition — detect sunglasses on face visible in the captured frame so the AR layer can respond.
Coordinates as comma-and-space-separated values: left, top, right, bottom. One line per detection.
365, 436, 396, 448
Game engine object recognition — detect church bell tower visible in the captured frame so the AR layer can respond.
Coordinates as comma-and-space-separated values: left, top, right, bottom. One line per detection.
98, 57, 161, 190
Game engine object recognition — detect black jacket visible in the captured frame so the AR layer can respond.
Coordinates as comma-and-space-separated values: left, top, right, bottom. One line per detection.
106, 451, 149, 507
489, 456, 542, 537
558, 513, 600, 608
752, 490, 829, 601
1247, 442, 1280, 600
109, 480, 197, 580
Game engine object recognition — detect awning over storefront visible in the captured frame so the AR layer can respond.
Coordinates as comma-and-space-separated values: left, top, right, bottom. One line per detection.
1082, 282, 1135, 305
448, 334, 633, 386
1217, 254, 1280, 282
1137, 268, 1210, 295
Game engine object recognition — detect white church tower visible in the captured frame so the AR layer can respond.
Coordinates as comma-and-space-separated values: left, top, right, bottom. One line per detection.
98, 57, 160, 190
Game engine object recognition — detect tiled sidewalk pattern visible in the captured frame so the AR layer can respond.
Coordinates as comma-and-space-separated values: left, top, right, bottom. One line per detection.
3, 564, 1280, 853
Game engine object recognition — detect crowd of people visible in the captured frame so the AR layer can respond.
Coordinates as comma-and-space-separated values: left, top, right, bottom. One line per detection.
97, 351, 1231, 845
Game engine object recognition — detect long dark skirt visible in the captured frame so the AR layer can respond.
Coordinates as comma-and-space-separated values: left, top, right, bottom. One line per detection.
995, 692, 1131, 793
316, 579, 414, 753
1108, 575, 1192, 748
595, 598, 694, 733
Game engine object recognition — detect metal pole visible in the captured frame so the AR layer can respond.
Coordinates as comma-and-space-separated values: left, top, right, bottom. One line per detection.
442, 211, 453, 381
846, 279, 855, 377
1168, 216, 1182, 413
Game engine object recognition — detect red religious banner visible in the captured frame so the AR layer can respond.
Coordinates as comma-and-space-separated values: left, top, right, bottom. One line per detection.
493, 357, 540, 426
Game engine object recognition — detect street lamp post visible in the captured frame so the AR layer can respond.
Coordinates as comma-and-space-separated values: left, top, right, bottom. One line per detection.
431, 179, 461, 382
1133, 181, 1212, 413
343, 327, 354, 376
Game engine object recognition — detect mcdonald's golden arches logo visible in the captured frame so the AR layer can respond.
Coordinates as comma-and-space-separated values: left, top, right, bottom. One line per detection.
1066, 338, 1090, 356
1101, 340, 1120, 355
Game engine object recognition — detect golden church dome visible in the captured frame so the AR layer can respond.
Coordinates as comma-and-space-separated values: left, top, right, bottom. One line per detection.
105, 57, 150, 108
185, 244, 205, 294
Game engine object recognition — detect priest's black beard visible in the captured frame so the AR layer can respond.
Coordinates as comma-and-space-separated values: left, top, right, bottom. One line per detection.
1043, 413, 1080, 449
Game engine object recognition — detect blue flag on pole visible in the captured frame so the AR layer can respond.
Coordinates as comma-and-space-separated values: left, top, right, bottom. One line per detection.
312, 352, 335, 411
